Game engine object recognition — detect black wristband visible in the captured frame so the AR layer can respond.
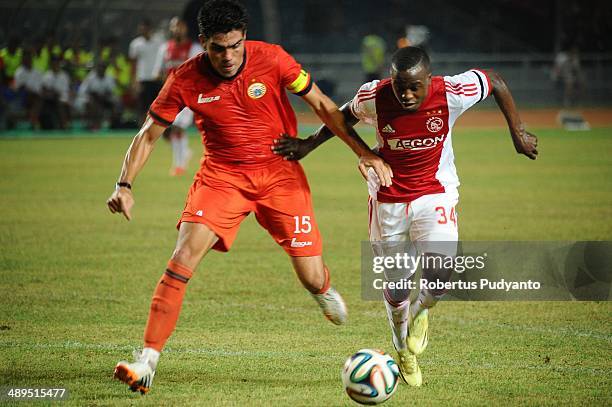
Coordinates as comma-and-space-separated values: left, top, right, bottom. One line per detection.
116, 182, 132, 190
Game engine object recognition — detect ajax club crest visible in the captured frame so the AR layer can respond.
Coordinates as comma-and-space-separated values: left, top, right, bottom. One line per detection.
426, 116, 444, 133
247, 82, 267, 99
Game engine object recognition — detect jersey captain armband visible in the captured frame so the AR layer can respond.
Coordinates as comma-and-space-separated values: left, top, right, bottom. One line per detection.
286, 69, 312, 96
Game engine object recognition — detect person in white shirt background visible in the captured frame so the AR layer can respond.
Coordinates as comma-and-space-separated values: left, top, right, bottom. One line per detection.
41, 55, 71, 129
128, 19, 164, 125
13, 50, 43, 129
77, 62, 118, 130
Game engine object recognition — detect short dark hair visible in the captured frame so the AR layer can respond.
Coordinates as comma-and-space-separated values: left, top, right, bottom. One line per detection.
391, 46, 431, 73
197, 0, 249, 38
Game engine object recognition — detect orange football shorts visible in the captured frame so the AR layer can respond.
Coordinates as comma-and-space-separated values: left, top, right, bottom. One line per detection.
178, 158, 323, 257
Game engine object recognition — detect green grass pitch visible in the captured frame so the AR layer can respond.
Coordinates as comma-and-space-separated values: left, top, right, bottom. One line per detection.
1, 126, 611, 405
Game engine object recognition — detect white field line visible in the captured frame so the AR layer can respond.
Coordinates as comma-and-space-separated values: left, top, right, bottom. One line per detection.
0, 340, 343, 360
0, 340, 609, 376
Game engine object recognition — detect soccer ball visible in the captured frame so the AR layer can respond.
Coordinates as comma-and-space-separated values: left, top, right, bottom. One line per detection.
341, 349, 400, 405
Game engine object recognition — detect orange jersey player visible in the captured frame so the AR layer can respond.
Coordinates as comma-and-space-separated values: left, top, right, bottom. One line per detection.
106, 0, 392, 395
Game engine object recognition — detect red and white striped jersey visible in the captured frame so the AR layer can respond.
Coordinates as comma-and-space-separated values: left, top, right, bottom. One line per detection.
350, 69, 492, 203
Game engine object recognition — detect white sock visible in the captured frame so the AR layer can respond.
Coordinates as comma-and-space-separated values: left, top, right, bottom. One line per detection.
410, 289, 438, 318
384, 299, 410, 351
140, 347, 160, 370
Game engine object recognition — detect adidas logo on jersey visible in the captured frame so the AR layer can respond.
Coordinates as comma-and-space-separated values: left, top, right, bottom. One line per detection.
382, 124, 395, 133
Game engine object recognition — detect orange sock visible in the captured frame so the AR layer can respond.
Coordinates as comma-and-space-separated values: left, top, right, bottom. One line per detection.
143, 260, 193, 352
315, 266, 331, 294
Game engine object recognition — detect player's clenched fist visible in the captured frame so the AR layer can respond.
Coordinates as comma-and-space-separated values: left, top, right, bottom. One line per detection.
513, 130, 539, 160
107, 187, 134, 221
358, 152, 394, 187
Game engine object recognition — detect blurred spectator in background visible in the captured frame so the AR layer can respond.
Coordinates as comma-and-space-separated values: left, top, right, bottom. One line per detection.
41, 55, 71, 129
129, 18, 163, 125
77, 62, 119, 131
552, 45, 583, 108
396, 25, 430, 50
153, 16, 200, 176
1, 37, 23, 82
406, 25, 430, 49
361, 34, 386, 82
32, 37, 50, 73
102, 36, 132, 96
102, 36, 135, 125
33, 32, 63, 73
13, 50, 42, 129
64, 38, 94, 83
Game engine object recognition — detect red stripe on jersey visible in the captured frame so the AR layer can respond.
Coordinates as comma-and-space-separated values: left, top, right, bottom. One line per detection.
359, 86, 377, 93
445, 82, 463, 90
358, 89, 377, 98
445, 81, 476, 87
445, 82, 477, 91
446, 90, 479, 97
357, 94, 377, 104
445, 86, 475, 92
445, 89, 478, 97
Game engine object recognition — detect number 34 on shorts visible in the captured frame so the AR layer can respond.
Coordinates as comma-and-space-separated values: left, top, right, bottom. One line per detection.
435, 206, 457, 227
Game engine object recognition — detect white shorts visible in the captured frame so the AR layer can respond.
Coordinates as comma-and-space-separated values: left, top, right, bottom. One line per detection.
173, 107, 194, 129
369, 192, 459, 277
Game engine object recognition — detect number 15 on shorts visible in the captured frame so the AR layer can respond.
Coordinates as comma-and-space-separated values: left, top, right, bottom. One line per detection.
293, 216, 312, 234
435, 206, 457, 227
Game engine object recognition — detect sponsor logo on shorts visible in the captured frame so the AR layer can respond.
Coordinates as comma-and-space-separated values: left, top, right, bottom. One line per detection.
196, 210, 203, 216
198, 94, 220, 104
426, 116, 444, 133
388, 134, 446, 151
291, 238, 313, 248
247, 82, 267, 99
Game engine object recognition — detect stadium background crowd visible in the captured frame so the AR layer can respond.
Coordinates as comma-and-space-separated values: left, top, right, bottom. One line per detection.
0, 0, 609, 132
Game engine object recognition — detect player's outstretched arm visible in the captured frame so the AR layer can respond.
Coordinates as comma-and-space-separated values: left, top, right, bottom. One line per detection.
490, 71, 539, 160
272, 101, 357, 161
106, 117, 165, 221
291, 84, 393, 186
